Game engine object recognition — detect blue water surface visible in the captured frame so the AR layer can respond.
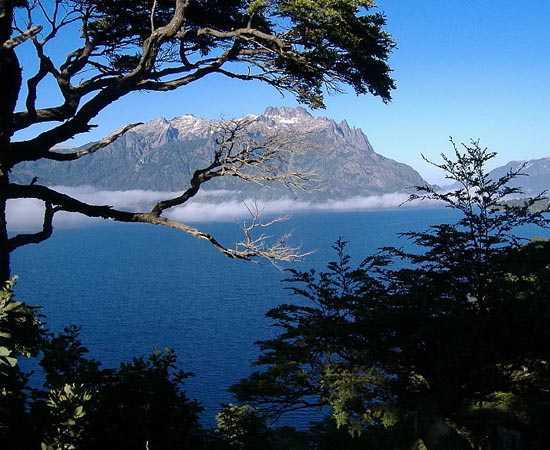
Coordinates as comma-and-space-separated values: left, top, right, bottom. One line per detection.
11, 208, 548, 425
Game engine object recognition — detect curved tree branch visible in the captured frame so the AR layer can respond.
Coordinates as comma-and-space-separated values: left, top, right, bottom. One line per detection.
4, 183, 307, 263
5, 118, 314, 263
4, 183, 241, 256
44, 122, 142, 161
1, 25, 42, 49
8, 201, 57, 251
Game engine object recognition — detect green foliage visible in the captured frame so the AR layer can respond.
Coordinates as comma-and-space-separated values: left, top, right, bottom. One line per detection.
0, 278, 44, 450
39, 325, 102, 391
216, 404, 272, 449
406, 139, 549, 287
1, 308, 209, 450
276, 0, 395, 102
302, 415, 417, 450
0, 277, 42, 368
232, 142, 550, 449
81, 347, 205, 450
40, 383, 92, 450
65, 0, 395, 108
0, 280, 22, 370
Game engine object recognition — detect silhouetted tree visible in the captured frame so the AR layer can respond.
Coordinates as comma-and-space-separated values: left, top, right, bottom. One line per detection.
232, 141, 550, 450
2, 316, 210, 449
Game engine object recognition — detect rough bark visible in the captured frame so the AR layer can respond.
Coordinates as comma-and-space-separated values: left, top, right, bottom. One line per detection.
0, 0, 18, 281
0, 197, 10, 282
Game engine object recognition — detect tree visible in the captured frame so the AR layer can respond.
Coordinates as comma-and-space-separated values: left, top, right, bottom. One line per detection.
1, 309, 210, 450
215, 404, 275, 450
0, 0, 396, 281
0, 278, 43, 449
231, 141, 550, 450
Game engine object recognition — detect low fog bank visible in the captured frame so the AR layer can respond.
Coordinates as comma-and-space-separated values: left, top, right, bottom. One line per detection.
7, 186, 436, 232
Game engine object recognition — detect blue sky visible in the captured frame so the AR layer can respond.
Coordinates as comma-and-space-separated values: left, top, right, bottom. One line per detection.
15, 1, 550, 184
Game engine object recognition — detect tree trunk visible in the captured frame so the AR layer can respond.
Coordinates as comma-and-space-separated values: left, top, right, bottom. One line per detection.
0, 0, 19, 283
0, 192, 10, 283
0, 159, 10, 284
416, 393, 473, 450
417, 414, 472, 450
497, 426, 520, 450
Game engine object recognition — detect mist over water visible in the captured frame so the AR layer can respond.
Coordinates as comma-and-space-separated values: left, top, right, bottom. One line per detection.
7, 186, 427, 232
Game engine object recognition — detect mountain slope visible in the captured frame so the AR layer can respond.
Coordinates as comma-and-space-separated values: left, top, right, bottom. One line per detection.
13, 107, 427, 200
489, 157, 550, 196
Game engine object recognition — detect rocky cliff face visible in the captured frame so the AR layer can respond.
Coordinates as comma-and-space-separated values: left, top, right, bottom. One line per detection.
13, 107, 428, 200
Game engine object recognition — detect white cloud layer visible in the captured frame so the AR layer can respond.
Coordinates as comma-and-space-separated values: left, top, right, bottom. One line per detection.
7, 186, 433, 233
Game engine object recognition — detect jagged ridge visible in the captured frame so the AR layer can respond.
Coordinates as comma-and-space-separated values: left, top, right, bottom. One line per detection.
13, 107, 428, 200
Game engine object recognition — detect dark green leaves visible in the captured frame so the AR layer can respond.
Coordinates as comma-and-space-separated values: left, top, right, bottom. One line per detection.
64, 0, 395, 107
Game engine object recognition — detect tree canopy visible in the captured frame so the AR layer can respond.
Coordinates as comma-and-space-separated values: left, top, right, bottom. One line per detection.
0, 0, 396, 280
231, 141, 550, 450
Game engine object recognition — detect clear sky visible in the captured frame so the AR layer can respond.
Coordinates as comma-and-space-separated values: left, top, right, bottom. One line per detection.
15, 0, 550, 184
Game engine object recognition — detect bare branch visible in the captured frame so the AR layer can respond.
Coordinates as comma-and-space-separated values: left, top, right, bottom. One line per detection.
8, 202, 57, 251
5, 117, 316, 264
236, 202, 312, 267
33, 0, 81, 46
196, 26, 289, 51
44, 122, 142, 161
25, 30, 77, 118
150, 118, 318, 217
150, 0, 158, 32
2, 25, 42, 49
214, 118, 319, 184
4, 184, 307, 265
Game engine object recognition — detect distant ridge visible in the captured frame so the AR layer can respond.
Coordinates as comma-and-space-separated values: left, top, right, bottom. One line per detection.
489, 157, 550, 196
14, 107, 428, 201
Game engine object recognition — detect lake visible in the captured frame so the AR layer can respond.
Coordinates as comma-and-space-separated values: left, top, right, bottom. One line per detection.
10, 207, 549, 425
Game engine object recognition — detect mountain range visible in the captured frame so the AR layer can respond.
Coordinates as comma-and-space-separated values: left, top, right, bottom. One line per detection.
13, 107, 427, 201
13, 107, 550, 201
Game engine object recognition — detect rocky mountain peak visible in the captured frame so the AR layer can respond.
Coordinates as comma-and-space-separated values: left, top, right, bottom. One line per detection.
256, 108, 372, 153
14, 106, 429, 199
168, 114, 214, 134
262, 106, 313, 122
258, 106, 332, 136
134, 117, 169, 135
333, 119, 374, 153
126, 114, 214, 148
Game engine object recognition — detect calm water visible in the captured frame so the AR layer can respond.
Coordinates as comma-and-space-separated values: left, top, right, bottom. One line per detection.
11, 208, 549, 424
